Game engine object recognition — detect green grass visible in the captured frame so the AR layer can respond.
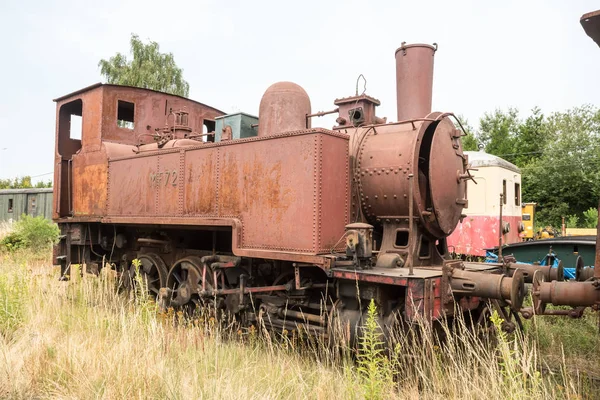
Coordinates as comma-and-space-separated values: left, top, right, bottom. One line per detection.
0, 249, 598, 399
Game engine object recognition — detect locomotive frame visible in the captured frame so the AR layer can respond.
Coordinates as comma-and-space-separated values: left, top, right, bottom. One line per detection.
52, 43, 599, 338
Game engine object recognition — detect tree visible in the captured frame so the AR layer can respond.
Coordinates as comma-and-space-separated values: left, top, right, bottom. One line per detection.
455, 115, 479, 151
463, 105, 600, 228
0, 176, 51, 189
478, 108, 520, 157
512, 107, 547, 167
98, 34, 190, 97
521, 105, 600, 226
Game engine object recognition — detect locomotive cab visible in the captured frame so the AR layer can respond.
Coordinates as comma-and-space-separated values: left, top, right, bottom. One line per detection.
52, 84, 225, 219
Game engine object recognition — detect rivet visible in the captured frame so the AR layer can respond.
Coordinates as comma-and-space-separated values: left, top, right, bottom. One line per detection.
404, 194, 407, 198
393, 195, 397, 199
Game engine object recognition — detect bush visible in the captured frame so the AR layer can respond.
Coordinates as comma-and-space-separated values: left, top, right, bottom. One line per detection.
583, 207, 598, 229
0, 215, 59, 251
566, 214, 579, 229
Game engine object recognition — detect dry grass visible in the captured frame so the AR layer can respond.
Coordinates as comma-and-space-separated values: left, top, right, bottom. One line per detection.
0, 221, 13, 241
0, 249, 597, 399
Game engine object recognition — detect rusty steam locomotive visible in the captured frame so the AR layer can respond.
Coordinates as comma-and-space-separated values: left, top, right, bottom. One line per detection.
52, 43, 599, 335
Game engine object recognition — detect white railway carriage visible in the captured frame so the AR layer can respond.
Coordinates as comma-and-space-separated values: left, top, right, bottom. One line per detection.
447, 148, 524, 256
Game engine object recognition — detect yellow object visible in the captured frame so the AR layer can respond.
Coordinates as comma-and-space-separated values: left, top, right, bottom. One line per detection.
536, 226, 557, 240
521, 203, 536, 240
566, 228, 597, 236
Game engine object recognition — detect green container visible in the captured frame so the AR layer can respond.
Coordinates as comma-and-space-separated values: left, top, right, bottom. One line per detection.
215, 112, 258, 142
500, 236, 596, 268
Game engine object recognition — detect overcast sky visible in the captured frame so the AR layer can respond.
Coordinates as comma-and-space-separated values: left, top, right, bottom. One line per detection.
0, 0, 599, 182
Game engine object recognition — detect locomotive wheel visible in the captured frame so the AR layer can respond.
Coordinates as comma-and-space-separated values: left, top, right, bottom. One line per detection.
165, 256, 212, 308
130, 253, 168, 297
269, 271, 295, 296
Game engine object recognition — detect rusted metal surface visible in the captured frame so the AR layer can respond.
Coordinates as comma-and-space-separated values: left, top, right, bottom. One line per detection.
536, 279, 599, 308
355, 116, 466, 238
581, 10, 600, 48
333, 95, 381, 128
105, 129, 348, 254
331, 266, 442, 287
427, 116, 468, 235
506, 261, 563, 283
53, 84, 224, 219
395, 43, 436, 121
576, 255, 595, 281
258, 82, 311, 137
405, 277, 442, 322
446, 264, 525, 311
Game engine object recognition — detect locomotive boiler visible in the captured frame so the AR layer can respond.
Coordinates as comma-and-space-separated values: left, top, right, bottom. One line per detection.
51, 42, 597, 337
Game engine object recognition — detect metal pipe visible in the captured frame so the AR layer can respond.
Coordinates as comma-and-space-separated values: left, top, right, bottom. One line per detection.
408, 173, 414, 275
200, 284, 289, 297
278, 308, 326, 325
577, 265, 595, 281
449, 267, 525, 311
538, 280, 600, 307
239, 274, 246, 306
306, 108, 339, 118
506, 262, 564, 283
395, 43, 436, 120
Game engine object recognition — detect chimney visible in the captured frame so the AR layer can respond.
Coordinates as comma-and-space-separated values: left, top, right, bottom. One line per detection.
395, 43, 436, 121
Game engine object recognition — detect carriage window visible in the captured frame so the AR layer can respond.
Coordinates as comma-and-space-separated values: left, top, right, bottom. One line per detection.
8, 199, 13, 213
117, 100, 135, 129
502, 180, 507, 204
522, 213, 531, 221
514, 183, 521, 206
